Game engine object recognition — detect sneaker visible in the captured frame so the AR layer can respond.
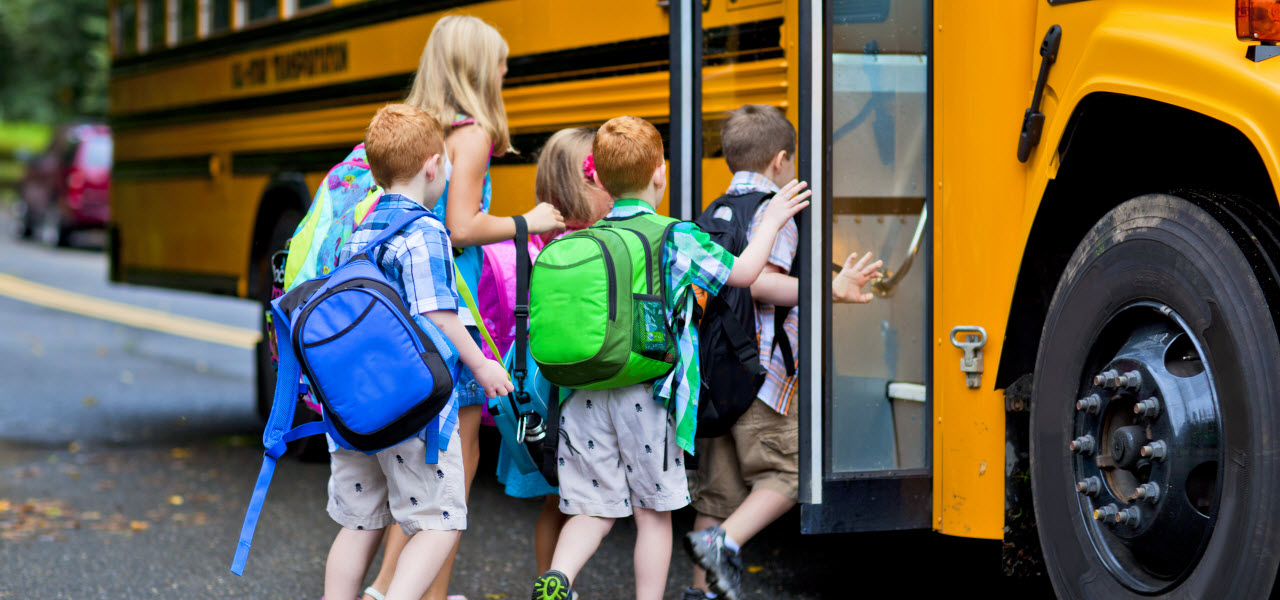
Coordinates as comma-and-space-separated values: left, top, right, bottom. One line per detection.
681, 588, 711, 600
531, 569, 572, 600
684, 526, 742, 600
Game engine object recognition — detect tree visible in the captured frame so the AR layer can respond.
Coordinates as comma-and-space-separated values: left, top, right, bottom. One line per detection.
0, 0, 109, 123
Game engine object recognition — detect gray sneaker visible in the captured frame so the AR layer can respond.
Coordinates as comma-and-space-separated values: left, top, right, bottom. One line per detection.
681, 588, 711, 600
683, 526, 743, 600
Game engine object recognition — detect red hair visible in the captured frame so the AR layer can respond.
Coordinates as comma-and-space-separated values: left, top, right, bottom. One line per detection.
592, 116, 664, 198
364, 103, 446, 187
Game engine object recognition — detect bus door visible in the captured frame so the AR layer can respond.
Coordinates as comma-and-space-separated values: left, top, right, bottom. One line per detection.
797, 0, 932, 534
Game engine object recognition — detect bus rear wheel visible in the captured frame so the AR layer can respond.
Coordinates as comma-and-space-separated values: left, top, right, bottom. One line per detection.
1031, 193, 1280, 598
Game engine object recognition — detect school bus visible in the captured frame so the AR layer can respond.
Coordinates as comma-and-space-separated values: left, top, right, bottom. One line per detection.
108, 0, 1280, 596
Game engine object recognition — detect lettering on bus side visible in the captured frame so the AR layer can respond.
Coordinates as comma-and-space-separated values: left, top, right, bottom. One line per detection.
230, 42, 349, 89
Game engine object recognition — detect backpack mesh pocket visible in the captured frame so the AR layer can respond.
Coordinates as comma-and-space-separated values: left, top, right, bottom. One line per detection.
633, 294, 675, 363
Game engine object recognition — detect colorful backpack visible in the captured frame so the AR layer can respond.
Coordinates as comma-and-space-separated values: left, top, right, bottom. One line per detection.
232, 210, 458, 577
528, 212, 679, 390
283, 144, 383, 291
478, 236, 545, 361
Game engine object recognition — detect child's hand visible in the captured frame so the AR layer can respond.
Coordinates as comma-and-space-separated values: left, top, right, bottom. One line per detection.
833, 251, 884, 304
524, 202, 566, 235
472, 359, 515, 399
761, 180, 812, 232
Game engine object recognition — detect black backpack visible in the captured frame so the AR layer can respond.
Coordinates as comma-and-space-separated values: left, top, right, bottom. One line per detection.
693, 191, 795, 439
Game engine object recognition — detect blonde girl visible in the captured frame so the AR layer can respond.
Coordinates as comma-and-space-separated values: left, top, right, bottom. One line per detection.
359, 15, 564, 600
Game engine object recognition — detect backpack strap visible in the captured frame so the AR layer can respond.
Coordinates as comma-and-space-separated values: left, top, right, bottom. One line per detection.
512, 215, 530, 392
353, 209, 440, 260
231, 300, 325, 576
774, 306, 796, 377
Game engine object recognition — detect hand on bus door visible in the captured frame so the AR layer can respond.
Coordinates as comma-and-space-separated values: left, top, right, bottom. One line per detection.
524, 202, 566, 235
760, 180, 812, 233
833, 251, 884, 304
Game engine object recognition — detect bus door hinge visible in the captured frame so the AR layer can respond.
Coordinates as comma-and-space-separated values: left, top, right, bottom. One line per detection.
1016, 25, 1062, 163
950, 326, 988, 389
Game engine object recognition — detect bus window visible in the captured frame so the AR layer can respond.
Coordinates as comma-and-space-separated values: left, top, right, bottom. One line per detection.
115, 1, 138, 56
179, 0, 197, 42
295, 0, 328, 12
827, 0, 928, 473
244, 0, 279, 24
208, 0, 231, 35
145, 0, 166, 51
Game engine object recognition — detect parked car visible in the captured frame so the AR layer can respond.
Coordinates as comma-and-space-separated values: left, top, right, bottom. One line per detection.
17, 123, 112, 246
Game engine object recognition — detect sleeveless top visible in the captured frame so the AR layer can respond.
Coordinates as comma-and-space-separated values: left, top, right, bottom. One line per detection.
432, 114, 493, 327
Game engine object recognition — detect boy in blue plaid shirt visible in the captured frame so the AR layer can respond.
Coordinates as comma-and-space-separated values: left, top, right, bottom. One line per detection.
531, 116, 811, 600
324, 104, 513, 600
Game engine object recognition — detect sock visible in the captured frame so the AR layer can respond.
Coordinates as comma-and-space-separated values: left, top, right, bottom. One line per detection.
723, 533, 740, 553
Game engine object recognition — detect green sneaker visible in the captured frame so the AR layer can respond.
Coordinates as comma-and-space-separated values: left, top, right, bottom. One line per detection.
531, 570, 572, 600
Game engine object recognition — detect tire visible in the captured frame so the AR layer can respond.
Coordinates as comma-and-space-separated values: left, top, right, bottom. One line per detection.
38, 203, 70, 247
16, 201, 34, 239
1031, 193, 1280, 598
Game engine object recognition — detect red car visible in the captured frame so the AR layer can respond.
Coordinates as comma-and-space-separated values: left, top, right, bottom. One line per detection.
18, 124, 112, 247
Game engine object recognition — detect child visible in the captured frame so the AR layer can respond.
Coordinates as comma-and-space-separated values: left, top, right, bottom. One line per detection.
494, 127, 613, 578
682, 105, 884, 600
323, 103, 513, 600
366, 16, 565, 600
530, 115, 811, 600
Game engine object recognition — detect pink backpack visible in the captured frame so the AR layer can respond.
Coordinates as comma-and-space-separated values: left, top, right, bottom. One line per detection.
477, 236, 545, 361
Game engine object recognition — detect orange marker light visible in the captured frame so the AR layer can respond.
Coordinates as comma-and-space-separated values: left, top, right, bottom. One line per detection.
1237, 0, 1280, 42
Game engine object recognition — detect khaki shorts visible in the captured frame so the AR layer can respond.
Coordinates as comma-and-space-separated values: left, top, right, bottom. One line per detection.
556, 384, 691, 518
326, 430, 467, 535
688, 400, 799, 519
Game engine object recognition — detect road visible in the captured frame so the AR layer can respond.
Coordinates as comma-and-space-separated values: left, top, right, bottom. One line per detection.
0, 215, 1054, 599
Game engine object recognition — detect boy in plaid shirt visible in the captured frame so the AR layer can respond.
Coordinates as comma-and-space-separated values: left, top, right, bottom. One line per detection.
325, 104, 513, 600
530, 116, 811, 600
682, 105, 884, 600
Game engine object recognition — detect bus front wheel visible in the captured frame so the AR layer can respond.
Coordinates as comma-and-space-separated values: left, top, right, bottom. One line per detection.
1030, 193, 1280, 598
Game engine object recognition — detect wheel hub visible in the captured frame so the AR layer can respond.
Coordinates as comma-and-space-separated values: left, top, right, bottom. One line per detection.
1070, 303, 1223, 592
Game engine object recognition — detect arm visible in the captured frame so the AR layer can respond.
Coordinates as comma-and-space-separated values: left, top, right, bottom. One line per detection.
445, 127, 564, 247
725, 180, 811, 288
749, 250, 885, 307
425, 309, 513, 399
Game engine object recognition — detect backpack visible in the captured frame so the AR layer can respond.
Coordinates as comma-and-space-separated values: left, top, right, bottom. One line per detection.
692, 191, 795, 439
529, 211, 680, 390
487, 217, 562, 485
231, 210, 457, 577
283, 144, 383, 289
477, 235, 545, 361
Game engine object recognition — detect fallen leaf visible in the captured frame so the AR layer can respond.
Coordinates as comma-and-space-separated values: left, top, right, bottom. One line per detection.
0, 499, 9, 512
68, 441, 80, 454
747, 565, 764, 574
80, 511, 101, 521
486, 594, 506, 599
171, 448, 192, 460
129, 520, 149, 531
82, 396, 98, 407
167, 495, 184, 506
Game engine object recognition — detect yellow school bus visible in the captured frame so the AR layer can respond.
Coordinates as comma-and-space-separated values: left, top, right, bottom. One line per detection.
108, 0, 1280, 596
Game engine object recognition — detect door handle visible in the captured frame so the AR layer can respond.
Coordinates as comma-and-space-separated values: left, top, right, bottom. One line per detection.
870, 204, 928, 298
950, 326, 987, 389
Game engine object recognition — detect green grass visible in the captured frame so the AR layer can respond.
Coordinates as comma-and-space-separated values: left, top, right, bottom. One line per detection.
0, 122, 52, 156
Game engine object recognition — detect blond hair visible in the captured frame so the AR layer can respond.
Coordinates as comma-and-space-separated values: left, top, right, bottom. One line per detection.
365, 104, 446, 188
593, 116, 664, 198
535, 128, 598, 228
405, 15, 511, 155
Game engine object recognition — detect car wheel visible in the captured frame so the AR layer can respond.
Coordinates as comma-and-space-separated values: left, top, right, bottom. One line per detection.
38, 204, 70, 247
1030, 193, 1280, 598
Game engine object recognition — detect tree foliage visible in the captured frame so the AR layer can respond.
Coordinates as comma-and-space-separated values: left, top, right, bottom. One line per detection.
0, 0, 109, 123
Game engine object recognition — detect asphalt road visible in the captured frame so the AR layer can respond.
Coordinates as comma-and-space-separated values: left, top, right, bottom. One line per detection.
0, 213, 1055, 599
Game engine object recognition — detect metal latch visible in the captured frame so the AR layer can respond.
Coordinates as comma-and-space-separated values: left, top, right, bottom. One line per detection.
950, 326, 988, 389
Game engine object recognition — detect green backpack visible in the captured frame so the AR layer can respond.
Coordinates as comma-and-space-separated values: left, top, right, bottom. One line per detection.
529, 211, 680, 391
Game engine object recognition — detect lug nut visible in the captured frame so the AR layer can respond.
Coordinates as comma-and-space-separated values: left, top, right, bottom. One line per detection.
1093, 370, 1120, 389
1134, 397, 1161, 418
1069, 435, 1097, 455
1094, 504, 1119, 522
1134, 482, 1161, 503
1077, 394, 1101, 413
1075, 476, 1101, 496
1115, 506, 1142, 527
1117, 370, 1143, 389
1140, 440, 1168, 461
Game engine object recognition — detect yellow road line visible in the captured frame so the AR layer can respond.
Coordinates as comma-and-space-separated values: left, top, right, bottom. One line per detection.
0, 272, 262, 349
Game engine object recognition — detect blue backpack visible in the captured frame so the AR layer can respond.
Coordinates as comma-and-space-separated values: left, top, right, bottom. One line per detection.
231, 210, 457, 576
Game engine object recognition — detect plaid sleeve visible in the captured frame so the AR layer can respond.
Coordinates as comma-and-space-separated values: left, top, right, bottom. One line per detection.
393, 225, 460, 316
667, 221, 735, 300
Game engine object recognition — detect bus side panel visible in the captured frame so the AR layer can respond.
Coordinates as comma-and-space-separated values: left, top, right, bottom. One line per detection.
931, 0, 1037, 539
